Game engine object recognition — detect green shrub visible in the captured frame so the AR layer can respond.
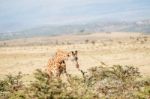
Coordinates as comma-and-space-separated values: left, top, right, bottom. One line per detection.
0, 72, 25, 99
0, 65, 150, 99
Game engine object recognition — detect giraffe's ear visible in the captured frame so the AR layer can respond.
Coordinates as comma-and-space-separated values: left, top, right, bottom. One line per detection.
75, 50, 78, 55
71, 51, 74, 54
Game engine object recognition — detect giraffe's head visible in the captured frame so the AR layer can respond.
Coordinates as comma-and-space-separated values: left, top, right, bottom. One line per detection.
67, 50, 79, 68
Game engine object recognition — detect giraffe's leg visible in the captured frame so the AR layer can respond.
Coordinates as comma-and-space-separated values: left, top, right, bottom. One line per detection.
47, 69, 52, 79
61, 62, 69, 80
47, 65, 56, 79
62, 65, 66, 74
56, 68, 61, 77
55, 64, 62, 77
61, 61, 67, 74
56, 62, 66, 78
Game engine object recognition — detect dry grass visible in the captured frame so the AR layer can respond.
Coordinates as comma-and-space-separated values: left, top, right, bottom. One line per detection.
0, 32, 150, 78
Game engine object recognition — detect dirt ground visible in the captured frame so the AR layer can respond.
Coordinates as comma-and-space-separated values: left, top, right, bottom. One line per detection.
0, 32, 150, 78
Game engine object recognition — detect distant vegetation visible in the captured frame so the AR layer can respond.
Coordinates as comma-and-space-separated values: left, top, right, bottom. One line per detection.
1, 19, 150, 41
0, 65, 150, 99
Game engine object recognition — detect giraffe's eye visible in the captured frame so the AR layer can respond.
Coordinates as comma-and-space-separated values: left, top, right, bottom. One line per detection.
75, 57, 78, 60
67, 54, 70, 57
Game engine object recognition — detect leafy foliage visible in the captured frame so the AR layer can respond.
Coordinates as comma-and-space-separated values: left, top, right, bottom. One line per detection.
0, 65, 150, 99
0, 72, 25, 99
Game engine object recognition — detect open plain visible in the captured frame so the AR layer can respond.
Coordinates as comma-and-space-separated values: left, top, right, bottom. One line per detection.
0, 32, 150, 78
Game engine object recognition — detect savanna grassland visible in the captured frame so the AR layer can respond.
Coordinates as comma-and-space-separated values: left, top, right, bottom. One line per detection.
0, 32, 150, 77
0, 32, 150, 98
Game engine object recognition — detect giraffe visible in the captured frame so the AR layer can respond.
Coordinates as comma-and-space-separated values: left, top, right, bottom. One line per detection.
46, 50, 79, 78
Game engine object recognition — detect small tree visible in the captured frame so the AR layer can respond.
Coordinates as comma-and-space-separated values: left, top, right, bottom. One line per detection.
85, 39, 89, 44
91, 40, 96, 45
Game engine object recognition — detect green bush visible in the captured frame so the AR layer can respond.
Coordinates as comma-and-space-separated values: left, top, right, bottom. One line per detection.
0, 65, 150, 99
0, 72, 25, 99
